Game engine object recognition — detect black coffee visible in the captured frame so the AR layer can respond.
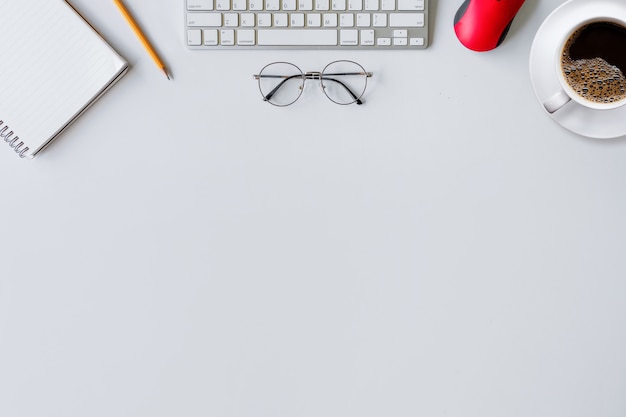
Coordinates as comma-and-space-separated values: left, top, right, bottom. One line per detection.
561, 22, 626, 104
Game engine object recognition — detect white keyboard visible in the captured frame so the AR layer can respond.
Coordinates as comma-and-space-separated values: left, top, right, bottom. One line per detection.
185, 0, 428, 49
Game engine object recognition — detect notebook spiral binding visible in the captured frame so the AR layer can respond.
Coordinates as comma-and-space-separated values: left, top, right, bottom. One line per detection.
0, 120, 29, 158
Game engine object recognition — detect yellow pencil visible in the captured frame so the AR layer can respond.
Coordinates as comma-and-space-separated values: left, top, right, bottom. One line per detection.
113, 0, 170, 80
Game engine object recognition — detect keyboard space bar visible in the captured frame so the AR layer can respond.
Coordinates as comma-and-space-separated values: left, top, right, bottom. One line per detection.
258, 30, 338, 46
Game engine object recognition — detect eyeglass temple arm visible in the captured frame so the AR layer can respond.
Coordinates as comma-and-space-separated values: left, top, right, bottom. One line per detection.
256, 72, 371, 105
256, 74, 303, 103
321, 76, 364, 105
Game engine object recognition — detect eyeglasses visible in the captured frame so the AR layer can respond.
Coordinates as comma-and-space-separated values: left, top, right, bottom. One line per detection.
253, 60, 373, 106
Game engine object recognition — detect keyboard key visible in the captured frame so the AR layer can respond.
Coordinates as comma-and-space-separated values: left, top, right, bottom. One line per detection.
266, 0, 280, 10
224, 13, 239, 26
372, 13, 386, 26
282, 0, 297, 10
364, 0, 379, 10
410, 37, 424, 45
340, 29, 358, 45
332, 0, 346, 10
307, 13, 322, 27
356, 13, 370, 26
215, 0, 230, 9
316, 0, 330, 9
249, 0, 263, 9
187, 0, 214, 10
187, 13, 222, 27
348, 0, 363, 10
291, 13, 305, 26
397, 0, 423, 10
204, 29, 218, 44
232, 0, 247, 9
258, 29, 338, 45
393, 37, 407, 45
393, 29, 407, 37
323, 13, 338, 27
340, 13, 354, 27
220, 29, 235, 44
299, 0, 313, 10
237, 29, 255, 44
381, 0, 394, 10
258, 13, 272, 26
360, 29, 374, 45
389, 12, 424, 27
377, 37, 390, 45
241, 13, 255, 26
274, 13, 288, 26
187, 29, 202, 45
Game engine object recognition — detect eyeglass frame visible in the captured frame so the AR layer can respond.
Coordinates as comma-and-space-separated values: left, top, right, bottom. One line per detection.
253, 60, 373, 106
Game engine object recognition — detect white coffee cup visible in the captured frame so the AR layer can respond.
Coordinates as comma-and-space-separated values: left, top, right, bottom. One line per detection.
543, 15, 626, 114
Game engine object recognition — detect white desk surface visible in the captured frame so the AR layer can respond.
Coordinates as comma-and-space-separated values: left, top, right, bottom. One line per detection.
2, 0, 626, 416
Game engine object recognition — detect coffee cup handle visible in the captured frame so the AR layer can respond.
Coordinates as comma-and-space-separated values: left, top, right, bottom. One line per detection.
544, 89, 571, 114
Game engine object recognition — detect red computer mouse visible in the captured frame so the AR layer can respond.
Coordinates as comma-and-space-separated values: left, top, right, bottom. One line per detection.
454, 0, 526, 52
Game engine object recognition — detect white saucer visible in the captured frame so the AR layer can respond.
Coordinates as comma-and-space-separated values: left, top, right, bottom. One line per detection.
529, 0, 626, 139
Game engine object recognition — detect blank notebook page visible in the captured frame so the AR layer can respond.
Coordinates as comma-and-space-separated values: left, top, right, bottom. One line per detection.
0, 0, 127, 158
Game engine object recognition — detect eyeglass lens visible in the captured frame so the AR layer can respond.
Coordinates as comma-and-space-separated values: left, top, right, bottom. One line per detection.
257, 62, 304, 106
321, 61, 368, 105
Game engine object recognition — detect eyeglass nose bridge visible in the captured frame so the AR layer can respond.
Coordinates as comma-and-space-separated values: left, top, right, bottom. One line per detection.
303, 71, 322, 80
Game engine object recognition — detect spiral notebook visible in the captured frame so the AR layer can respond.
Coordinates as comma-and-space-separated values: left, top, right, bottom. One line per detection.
0, 0, 128, 159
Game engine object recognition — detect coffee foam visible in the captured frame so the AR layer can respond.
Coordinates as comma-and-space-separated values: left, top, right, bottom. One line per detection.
561, 28, 626, 104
